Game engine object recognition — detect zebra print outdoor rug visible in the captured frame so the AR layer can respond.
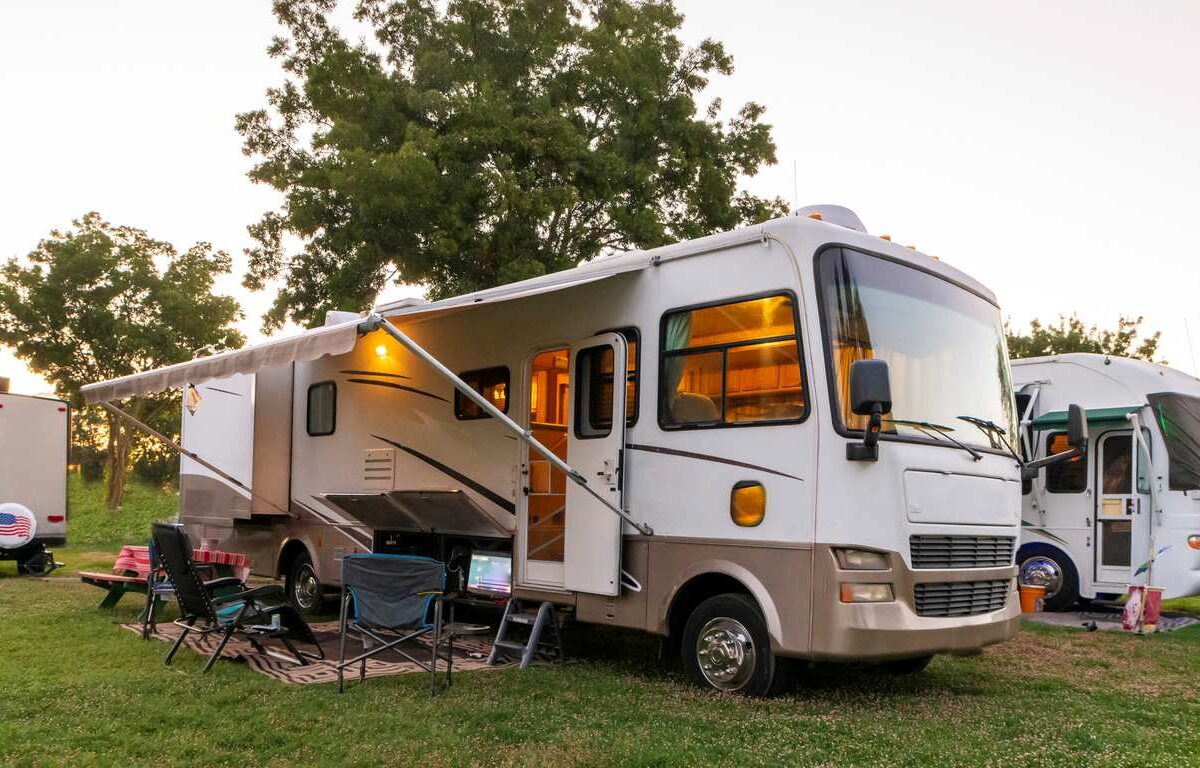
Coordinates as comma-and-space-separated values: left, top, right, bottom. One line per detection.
124, 621, 506, 685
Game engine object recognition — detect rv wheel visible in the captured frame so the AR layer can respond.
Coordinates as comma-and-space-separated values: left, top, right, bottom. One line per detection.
287, 551, 327, 614
681, 593, 790, 697
1018, 544, 1079, 611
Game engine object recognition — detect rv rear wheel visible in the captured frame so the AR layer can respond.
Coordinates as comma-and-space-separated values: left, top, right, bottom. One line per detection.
287, 551, 327, 614
681, 593, 790, 697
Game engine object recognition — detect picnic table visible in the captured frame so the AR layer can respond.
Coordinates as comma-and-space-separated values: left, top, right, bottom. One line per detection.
80, 544, 251, 609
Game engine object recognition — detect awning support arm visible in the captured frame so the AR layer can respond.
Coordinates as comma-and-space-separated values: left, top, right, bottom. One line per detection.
364, 314, 654, 536
97, 401, 294, 519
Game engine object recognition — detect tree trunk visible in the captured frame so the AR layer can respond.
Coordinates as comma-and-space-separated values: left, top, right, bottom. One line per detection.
105, 410, 132, 511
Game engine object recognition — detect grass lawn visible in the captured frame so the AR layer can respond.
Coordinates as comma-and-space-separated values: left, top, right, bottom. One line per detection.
2, 481, 1199, 766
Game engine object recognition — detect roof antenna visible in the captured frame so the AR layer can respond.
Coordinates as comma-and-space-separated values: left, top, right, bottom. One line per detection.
1185, 316, 1198, 375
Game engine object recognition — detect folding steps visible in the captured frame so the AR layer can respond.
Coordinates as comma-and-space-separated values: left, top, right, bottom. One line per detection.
486, 599, 564, 669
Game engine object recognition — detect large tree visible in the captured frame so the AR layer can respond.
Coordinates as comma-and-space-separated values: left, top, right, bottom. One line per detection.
1006, 314, 1161, 361
0, 213, 245, 509
238, 0, 787, 328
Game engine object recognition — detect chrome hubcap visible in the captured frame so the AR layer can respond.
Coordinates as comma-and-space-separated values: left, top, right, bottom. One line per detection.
1019, 556, 1063, 600
294, 565, 320, 609
695, 617, 756, 691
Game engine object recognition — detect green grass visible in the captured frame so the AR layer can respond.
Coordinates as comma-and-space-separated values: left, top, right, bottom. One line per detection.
3, 484, 1199, 766
65, 474, 179, 549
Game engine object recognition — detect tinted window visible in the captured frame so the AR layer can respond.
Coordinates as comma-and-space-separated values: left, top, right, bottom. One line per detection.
575, 345, 614, 439
307, 382, 336, 436
660, 294, 805, 428
455, 367, 509, 420
1045, 432, 1086, 492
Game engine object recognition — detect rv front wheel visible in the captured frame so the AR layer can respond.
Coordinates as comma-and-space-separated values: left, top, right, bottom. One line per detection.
682, 593, 789, 697
287, 551, 326, 614
1017, 544, 1079, 611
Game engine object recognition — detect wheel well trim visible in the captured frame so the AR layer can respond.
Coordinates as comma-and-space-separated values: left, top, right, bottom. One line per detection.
275, 537, 315, 580
659, 560, 783, 647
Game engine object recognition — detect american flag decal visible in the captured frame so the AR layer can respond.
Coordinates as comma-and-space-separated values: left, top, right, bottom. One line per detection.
0, 511, 32, 538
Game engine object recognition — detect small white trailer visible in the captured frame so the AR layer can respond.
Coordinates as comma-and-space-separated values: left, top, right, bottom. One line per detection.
1014, 354, 1200, 609
84, 207, 1079, 694
0, 389, 68, 574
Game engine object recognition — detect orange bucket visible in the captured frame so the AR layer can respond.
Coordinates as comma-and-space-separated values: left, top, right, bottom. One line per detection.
1019, 584, 1046, 613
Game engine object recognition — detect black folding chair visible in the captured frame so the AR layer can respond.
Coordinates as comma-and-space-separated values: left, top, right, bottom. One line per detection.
337, 554, 472, 693
151, 523, 324, 673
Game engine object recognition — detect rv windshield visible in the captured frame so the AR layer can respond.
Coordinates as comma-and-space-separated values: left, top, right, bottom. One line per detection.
817, 247, 1016, 451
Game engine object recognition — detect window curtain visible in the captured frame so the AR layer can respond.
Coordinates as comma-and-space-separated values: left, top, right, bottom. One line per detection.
663, 312, 694, 401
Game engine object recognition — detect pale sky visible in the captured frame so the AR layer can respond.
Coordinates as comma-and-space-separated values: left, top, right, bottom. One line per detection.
2, 0, 1198, 396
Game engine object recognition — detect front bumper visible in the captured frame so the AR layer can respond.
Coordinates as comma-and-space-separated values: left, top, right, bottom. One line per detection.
804, 543, 1020, 661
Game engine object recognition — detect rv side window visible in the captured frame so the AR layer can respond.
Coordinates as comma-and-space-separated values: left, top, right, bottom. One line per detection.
306, 382, 337, 436
659, 293, 806, 429
454, 367, 510, 420
616, 327, 639, 427
575, 345, 615, 439
1045, 431, 1085, 492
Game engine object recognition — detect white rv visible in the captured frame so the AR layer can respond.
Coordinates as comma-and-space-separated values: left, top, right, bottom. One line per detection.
1013, 354, 1200, 609
83, 208, 1039, 695
0, 388, 68, 574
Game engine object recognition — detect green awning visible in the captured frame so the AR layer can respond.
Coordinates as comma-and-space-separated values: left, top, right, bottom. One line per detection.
1030, 405, 1142, 429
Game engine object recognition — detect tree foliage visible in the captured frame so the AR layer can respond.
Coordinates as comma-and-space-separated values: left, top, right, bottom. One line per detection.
238, 0, 788, 328
1006, 314, 1161, 362
0, 212, 245, 508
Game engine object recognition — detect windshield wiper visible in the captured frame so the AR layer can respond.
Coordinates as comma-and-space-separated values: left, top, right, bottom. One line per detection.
883, 418, 983, 461
957, 415, 1021, 461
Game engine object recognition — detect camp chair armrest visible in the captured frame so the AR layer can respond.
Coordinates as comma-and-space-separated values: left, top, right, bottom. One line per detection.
204, 577, 248, 595
215, 583, 286, 606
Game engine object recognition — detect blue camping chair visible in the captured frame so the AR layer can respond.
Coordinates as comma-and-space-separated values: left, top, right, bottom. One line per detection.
337, 554, 463, 693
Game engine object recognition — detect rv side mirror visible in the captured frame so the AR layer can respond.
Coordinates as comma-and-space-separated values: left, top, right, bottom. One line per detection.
847, 360, 892, 462
1066, 403, 1088, 448
849, 359, 892, 416
1021, 402, 1088, 479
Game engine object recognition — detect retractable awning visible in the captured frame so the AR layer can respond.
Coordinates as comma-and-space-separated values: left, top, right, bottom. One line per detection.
1030, 405, 1142, 429
80, 316, 367, 404
81, 252, 653, 405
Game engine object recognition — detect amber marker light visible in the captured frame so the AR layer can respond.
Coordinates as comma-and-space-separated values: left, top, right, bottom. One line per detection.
730, 481, 766, 527
840, 583, 894, 603
375, 344, 388, 358
1187, 535, 1200, 551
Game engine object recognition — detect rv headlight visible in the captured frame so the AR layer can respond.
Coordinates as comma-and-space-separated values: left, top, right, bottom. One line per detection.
839, 583, 894, 603
834, 548, 889, 570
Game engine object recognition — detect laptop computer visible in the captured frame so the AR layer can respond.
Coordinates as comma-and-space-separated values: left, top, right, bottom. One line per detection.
466, 552, 512, 597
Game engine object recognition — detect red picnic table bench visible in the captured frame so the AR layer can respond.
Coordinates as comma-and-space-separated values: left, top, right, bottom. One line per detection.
79, 544, 251, 609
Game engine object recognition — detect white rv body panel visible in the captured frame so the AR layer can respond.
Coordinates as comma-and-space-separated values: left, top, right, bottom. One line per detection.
0, 393, 68, 551
1014, 354, 1200, 601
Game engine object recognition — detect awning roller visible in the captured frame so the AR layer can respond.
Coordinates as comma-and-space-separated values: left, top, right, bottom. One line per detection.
79, 317, 365, 404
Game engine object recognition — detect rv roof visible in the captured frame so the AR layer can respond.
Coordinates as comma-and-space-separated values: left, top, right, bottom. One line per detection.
376, 213, 998, 316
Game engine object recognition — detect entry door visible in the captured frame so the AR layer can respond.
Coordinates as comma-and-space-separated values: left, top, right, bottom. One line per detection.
563, 333, 627, 596
1095, 432, 1138, 584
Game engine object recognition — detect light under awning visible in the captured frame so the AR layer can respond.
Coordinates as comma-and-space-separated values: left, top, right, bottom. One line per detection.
1031, 405, 1142, 429
80, 316, 365, 404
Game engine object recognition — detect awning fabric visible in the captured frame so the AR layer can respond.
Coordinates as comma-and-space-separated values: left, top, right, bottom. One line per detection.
81, 253, 653, 405
80, 317, 365, 404
1030, 405, 1141, 429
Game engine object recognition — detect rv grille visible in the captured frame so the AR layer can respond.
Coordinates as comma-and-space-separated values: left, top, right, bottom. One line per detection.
914, 580, 1009, 618
909, 535, 1015, 569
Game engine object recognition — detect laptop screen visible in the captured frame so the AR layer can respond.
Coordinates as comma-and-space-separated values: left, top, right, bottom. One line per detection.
466, 552, 512, 595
